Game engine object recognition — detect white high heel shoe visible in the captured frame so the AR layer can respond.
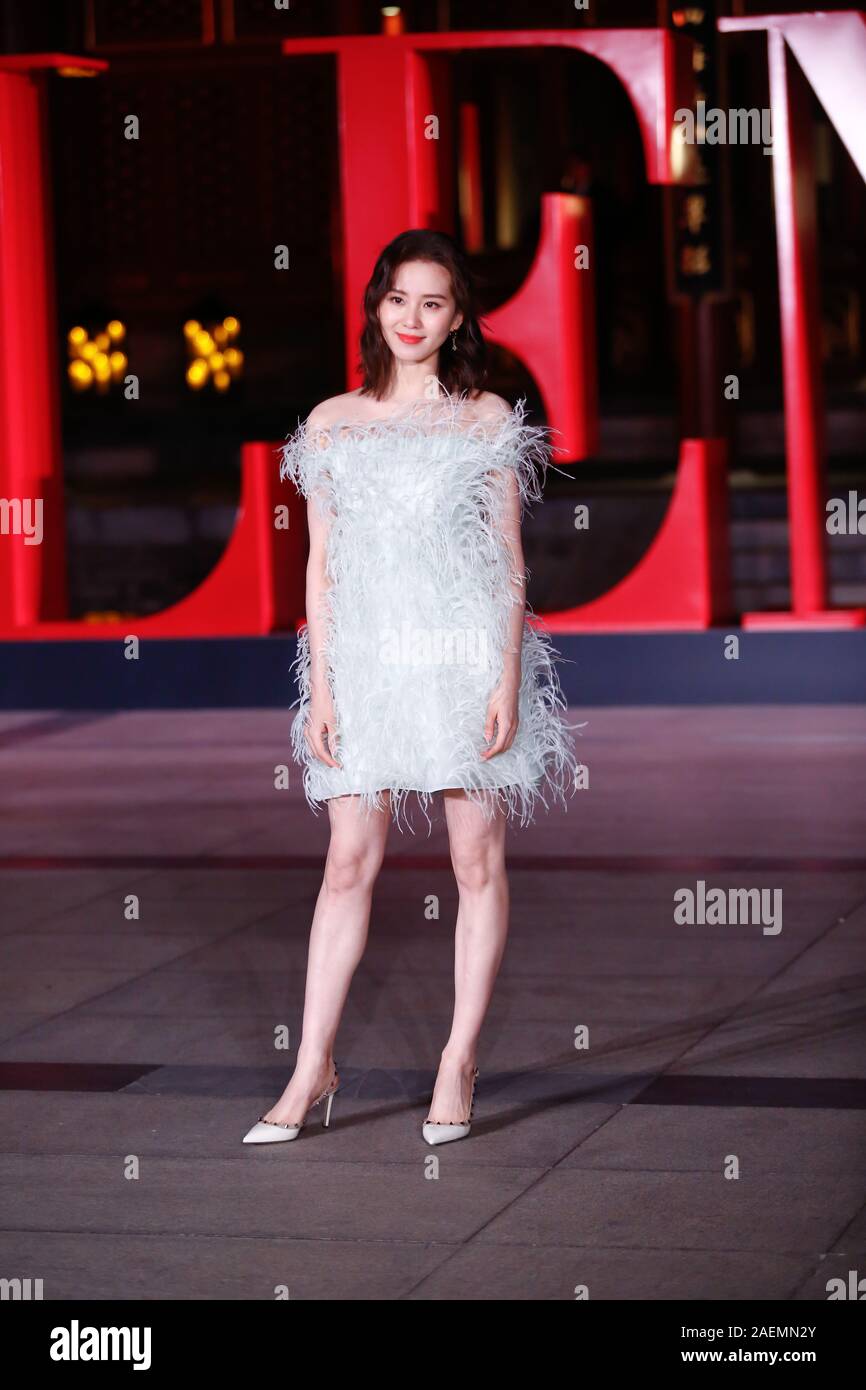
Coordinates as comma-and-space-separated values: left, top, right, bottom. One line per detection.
242, 1063, 340, 1144
422, 1066, 479, 1146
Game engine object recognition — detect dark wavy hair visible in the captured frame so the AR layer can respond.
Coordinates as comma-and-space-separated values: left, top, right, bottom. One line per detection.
357, 229, 488, 400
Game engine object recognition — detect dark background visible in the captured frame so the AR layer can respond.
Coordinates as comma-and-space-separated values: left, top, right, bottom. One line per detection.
1, 0, 864, 620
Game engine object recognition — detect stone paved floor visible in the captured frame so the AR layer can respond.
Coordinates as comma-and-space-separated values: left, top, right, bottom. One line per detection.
0, 706, 864, 1300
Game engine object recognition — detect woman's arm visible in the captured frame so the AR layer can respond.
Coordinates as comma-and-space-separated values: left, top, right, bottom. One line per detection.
499, 467, 527, 678
482, 466, 525, 759
304, 493, 331, 691
302, 493, 341, 768
471, 392, 526, 760
296, 400, 342, 769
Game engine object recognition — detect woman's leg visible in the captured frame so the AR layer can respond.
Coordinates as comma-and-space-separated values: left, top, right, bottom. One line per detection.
427, 789, 508, 1123
262, 791, 391, 1124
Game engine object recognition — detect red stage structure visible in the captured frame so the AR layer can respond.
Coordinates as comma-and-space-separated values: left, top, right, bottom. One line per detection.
0, 55, 106, 630
0, 17, 863, 639
719, 11, 866, 628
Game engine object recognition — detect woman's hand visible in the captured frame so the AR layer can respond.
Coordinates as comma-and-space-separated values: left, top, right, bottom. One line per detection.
305, 682, 341, 768
481, 673, 520, 759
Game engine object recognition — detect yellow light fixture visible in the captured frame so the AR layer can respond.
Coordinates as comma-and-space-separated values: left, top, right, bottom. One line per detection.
186, 358, 209, 390
223, 347, 243, 378
67, 320, 128, 392
68, 359, 93, 392
109, 351, 127, 382
185, 316, 243, 391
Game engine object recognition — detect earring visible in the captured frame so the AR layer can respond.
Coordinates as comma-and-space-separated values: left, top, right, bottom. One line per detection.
451, 329, 458, 350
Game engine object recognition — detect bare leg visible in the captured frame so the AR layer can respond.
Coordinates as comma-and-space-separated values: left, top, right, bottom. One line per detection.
262, 791, 391, 1124
426, 789, 508, 1123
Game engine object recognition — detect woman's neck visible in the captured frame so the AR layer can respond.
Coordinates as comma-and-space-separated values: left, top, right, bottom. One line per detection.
381, 357, 444, 404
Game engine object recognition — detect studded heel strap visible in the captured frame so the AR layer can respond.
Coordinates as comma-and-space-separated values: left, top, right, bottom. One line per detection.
257, 1063, 339, 1129
424, 1066, 479, 1126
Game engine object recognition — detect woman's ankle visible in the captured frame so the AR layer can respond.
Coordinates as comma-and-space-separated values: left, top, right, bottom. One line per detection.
439, 1044, 477, 1070
294, 1047, 335, 1075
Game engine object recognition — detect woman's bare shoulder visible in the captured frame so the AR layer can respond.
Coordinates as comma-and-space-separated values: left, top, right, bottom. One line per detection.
464, 390, 513, 421
306, 389, 365, 431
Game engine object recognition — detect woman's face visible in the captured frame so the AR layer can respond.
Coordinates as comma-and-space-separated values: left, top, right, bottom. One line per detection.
377, 259, 463, 366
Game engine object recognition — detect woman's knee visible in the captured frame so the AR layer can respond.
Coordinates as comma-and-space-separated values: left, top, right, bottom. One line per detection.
450, 837, 502, 893
324, 840, 382, 894
324, 793, 389, 893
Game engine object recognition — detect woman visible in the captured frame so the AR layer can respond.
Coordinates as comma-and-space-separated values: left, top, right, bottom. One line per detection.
243, 229, 582, 1148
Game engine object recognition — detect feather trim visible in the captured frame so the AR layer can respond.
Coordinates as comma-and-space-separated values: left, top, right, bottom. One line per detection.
279, 391, 586, 835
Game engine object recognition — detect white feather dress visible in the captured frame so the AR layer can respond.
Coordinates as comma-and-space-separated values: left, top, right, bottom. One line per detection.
279, 391, 584, 833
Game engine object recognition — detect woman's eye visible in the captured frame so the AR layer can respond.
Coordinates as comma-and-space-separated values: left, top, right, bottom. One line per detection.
388, 297, 444, 309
